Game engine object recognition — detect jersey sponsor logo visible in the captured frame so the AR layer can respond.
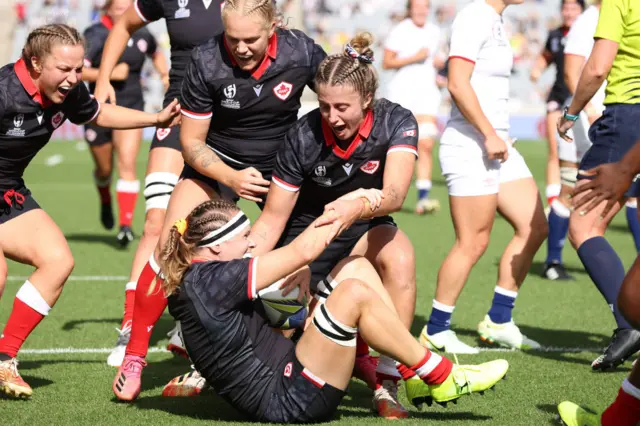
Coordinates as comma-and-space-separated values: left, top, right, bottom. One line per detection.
273, 81, 293, 101
176, 0, 191, 18
85, 128, 97, 142
342, 162, 353, 175
137, 38, 148, 53
360, 160, 380, 175
156, 128, 172, 141
403, 129, 416, 137
221, 84, 240, 109
203, 0, 212, 8
52, 111, 65, 129
7, 113, 26, 137
36, 110, 44, 124
283, 362, 293, 378
253, 84, 263, 97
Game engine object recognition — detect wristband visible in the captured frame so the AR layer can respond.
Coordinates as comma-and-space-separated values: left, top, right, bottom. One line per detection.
563, 106, 579, 122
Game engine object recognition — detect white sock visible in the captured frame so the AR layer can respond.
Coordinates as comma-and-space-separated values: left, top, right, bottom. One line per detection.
16, 280, 51, 316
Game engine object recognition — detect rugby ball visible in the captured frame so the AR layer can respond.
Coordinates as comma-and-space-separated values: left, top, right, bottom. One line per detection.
257, 280, 308, 330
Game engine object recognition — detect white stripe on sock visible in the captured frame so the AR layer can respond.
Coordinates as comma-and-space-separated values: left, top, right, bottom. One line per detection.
416, 179, 432, 190
622, 378, 640, 400
432, 299, 455, 313
494, 286, 518, 299
626, 199, 638, 208
546, 184, 561, 198
551, 199, 571, 218
148, 254, 161, 275
16, 281, 51, 316
416, 352, 443, 377
116, 179, 140, 193
125, 281, 137, 291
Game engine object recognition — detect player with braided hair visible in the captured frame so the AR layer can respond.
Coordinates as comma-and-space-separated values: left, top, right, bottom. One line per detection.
0, 23, 180, 399
159, 199, 509, 423
225, 31, 433, 419
111, 0, 327, 402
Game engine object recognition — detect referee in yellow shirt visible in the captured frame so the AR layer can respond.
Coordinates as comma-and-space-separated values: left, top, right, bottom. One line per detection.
557, 0, 640, 371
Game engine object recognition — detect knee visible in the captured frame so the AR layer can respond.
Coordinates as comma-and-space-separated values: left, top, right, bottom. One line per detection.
335, 278, 374, 308
457, 234, 490, 260
43, 248, 75, 281
376, 249, 416, 292
143, 210, 165, 239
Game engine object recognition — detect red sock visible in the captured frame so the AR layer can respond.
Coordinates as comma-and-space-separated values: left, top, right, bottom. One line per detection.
125, 259, 168, 358
356, 333, 369, 357
121, 281, 137, 330
410, 350, 453, 385
116, 179, 140, 227
0, 283, 50, 358
95, 174, 111, 204
602, 387, 640, 426
397, 364, 416, 380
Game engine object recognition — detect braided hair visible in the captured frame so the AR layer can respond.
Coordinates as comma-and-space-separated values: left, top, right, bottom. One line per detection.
22, 24, 84, 71
315, 32, 378, 103
160, 199, 241, 296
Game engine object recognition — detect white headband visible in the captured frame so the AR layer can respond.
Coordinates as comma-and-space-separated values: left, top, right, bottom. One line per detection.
197, 211, 250, 247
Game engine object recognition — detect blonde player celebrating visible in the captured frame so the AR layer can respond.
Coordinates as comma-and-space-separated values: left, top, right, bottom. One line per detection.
383, 0, 442, 215
420, 0, 548, 354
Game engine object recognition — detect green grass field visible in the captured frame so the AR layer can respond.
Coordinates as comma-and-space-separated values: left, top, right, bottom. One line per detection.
1, 140, 636, 425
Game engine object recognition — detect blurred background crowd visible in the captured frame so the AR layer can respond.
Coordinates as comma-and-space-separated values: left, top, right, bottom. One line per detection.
3, 0, 568, 116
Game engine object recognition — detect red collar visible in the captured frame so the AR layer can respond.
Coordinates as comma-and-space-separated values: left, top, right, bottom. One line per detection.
562, 26, 569, 36
14, 58, 52, 108
223, 32, 277, 80
321, 110, 374, 160
101, 15, 114, 30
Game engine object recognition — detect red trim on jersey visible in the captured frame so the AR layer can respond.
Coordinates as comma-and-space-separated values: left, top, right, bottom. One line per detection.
301, 369, 325, 388
562, 26, 569, 37
191, 258, 208, 264
101, 15, 114, 30
272, 175, 300, 192
181, 108, 213, 118
14, 58, 52, 108
222, 32, 278, 80
449, 55, 475, 64
321, 109, 374, 160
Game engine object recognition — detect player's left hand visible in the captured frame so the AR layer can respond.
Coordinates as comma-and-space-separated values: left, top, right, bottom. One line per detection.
557, 115, 575, 142
316, 199, 365, 244
156, 98, 182, 128
571, 163, 633, 217
279, 266, 311, 304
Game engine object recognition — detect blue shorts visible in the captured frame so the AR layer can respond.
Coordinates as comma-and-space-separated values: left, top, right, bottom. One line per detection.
579, 103, 640, 197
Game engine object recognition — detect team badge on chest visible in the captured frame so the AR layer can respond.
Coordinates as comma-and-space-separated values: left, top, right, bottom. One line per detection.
51, 111, 65, 129
273, 81, 293, 101
156, 128, 171, 141
360, 160, 380, 175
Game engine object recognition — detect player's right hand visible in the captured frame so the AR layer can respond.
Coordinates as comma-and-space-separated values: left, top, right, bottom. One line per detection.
94, 79, 117, 105
230, 168, 270, 203
484, 132, 509, 163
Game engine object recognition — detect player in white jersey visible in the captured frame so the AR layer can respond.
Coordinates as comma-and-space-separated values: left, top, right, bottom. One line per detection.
542, 1, 605, 281
419, 0, 547, 354
383, 0, 442, 215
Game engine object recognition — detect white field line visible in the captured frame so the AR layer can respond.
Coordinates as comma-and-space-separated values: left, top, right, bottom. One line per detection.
6, 276, 128, 282
18, 346, 604, 355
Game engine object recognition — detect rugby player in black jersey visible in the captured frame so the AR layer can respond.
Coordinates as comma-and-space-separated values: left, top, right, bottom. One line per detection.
0, 24, 180, 399
239, 32, 424, 419
158, 198, 509, 422
93, 0, 224, 368
529, 0, 584, 209
83, 0, 168, 248
111, 0, 327, 402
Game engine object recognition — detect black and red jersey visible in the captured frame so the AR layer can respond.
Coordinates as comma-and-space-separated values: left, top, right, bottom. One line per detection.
180, 28, 326, 174
272, 99, 418, 218
84, 15, 157, 109
0, 59, 100, 191
167, 257, 293, 418
133, 0, 224, 104
545, 26, 570, 103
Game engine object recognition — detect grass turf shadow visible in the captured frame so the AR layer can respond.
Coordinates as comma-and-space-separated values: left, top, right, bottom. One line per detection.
65, 233, 134, 250
61, 316, 178, 347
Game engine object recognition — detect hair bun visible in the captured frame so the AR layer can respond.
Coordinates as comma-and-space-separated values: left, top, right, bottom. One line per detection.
345, 32, 374, 64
